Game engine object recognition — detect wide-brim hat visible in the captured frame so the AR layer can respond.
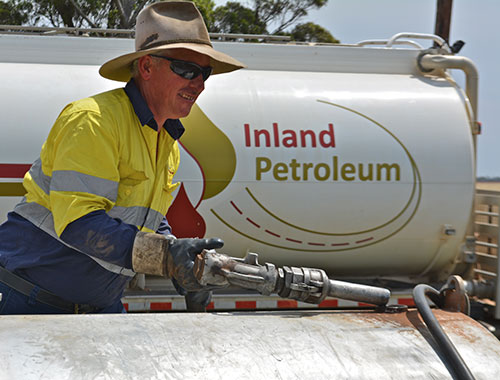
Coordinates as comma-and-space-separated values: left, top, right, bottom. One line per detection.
99, 1, 245, 82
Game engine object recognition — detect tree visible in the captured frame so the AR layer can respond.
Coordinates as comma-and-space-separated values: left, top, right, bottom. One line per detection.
4, 0, 152, 28
108, 0, 151, 29
26, 0, 107, 28
291, 22, 338, 43
0, 1, 31, 24
253, 0, 327, 34
211, 0, 337, 42
213, 1, 267, 34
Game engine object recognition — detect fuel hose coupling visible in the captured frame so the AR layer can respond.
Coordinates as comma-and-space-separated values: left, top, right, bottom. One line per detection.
275, 266, 330, 304
194, 250, 391, 306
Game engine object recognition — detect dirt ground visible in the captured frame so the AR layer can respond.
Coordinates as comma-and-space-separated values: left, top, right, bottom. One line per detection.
476, 182, 500, 191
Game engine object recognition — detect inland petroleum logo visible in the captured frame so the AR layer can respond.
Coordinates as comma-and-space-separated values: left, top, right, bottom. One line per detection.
170, 101, 421, 252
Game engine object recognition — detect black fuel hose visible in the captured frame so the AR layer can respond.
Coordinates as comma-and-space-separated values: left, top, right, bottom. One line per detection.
413, 284, 475, 380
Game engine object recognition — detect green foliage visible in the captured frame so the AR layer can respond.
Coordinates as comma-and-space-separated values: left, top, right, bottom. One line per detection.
3, 0, 151, 28
254, 0, 327, 34
0, 1, 31, 24
25, 0, 104, 27
213, 1, 267, 34
209, 0, 336, 42
291, 22, 338, 43
108, 0, 152, 29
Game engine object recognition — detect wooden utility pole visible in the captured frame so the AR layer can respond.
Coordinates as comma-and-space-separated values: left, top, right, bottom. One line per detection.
434, 0, 453, 43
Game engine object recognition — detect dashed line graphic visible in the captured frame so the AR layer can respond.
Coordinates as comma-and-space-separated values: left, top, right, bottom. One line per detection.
265, 229, 281, 238
246, 217, 260, 228
355, 237, 374, 244
231, 199, 372, 248
230, 201, 242, 214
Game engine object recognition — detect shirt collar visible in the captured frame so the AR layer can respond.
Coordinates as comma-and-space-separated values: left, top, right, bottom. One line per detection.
124, 79, 185, 140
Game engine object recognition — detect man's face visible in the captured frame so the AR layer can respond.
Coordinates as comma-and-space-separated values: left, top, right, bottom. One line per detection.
146, 49, 211, 120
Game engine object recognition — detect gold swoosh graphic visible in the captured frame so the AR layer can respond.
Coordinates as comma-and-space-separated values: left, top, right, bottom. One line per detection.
246, 164, 416, 236
180, 104, 236, 200
0, 183, 25, 196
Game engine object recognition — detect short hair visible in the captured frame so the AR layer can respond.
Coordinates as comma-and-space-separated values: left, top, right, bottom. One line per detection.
130, 59, 140, 79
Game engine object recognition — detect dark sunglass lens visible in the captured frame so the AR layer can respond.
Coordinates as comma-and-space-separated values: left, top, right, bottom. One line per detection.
170, 61, 198, 80
165, 58, 212, 81
201, 67, 212, 81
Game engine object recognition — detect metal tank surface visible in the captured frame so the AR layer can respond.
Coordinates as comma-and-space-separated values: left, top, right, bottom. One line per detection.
1, 310, 499, 380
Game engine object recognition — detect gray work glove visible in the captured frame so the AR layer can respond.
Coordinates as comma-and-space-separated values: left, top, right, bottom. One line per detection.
172, 278, 212, 311
131, 232, 224, 291
185, 291, 212, 311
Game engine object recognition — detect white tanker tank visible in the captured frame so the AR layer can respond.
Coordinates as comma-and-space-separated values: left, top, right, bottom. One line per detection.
2, 30, 500, 380
0, 32, 477, 285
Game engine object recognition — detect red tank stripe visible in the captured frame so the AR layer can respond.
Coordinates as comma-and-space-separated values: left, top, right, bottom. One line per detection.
235, 301, 257, 309
277, 300, 298, 308
150, 302, 172, 311
0, 163, 31, 178
397, 298, 415, 306
319, 299, 338, 308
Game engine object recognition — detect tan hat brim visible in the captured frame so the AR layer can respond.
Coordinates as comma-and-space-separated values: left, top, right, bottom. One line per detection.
99, 43, 246, 82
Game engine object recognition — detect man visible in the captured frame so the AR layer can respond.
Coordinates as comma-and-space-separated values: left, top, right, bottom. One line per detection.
0, 1, 244, 314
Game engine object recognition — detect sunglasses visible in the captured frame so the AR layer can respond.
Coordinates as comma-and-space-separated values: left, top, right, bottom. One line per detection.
150, 54, 213, 81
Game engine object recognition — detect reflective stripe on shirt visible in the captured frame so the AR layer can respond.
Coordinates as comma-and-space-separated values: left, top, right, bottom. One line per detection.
28, 160, 164, 233
14, 199, 136, 277
51, 170, 119, 202
28, 158, 51, 195
108, 206, 165, 232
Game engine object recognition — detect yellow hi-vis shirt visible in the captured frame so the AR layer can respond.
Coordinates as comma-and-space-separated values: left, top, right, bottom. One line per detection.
15, 87, 181, 274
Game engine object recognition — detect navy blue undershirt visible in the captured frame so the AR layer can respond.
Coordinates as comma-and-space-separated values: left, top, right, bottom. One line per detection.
124, 79, 185, 139
0, 80, 182, 308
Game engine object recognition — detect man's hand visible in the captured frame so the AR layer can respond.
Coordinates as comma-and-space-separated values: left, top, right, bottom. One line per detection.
172, 278, 213, 311
131, 232, 223, 291
167, 238, 224, 291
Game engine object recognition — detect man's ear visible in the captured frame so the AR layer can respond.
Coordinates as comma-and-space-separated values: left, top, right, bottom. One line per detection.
138, 55, 154, 80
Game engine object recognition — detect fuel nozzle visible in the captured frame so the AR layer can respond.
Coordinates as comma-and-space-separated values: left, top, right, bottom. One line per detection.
194, 250, 391, 306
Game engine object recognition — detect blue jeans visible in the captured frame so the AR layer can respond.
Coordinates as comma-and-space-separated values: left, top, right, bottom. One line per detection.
0, 281, 126, 315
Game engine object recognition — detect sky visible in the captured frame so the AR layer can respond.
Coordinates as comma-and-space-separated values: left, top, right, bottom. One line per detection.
216, 0, 499, 177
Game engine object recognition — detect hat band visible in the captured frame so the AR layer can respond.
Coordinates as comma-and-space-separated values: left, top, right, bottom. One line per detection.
139, 38, 213, 51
